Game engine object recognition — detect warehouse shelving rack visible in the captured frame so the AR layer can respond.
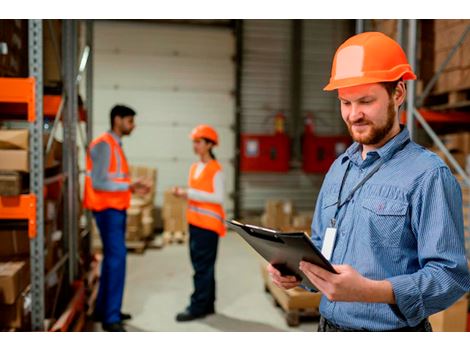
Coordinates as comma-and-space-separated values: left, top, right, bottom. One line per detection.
0, 19, 94, 331
356, 19, 470, 186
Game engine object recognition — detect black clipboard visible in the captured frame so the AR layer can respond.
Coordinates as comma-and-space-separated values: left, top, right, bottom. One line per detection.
227, 219, 337, 292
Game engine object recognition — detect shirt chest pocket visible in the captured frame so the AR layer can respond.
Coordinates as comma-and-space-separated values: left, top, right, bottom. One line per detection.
359, 197, 408, 248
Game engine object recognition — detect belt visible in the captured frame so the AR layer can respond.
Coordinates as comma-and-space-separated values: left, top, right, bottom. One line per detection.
319, 316, 432, 332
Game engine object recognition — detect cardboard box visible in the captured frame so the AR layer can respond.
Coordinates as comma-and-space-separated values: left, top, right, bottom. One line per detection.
0, 294, 26, 329
435, 23, 470, 52
162, 189, 188, 227
0, 171, 25, 196
0, 150, 28, 172
0, 129, 28, 150
43, 19, 62, 88
0, 261, 29, 304
0, 20, 28, 78
0, 225, 30, 257
262, 200, 294, 231
429, 295, 469, 332
142, 217, 154, 237
292, 212, 313, 233
127, 207, 143, 228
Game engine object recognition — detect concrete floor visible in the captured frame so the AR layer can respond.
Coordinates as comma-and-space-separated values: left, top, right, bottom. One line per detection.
92, 231, 319, 332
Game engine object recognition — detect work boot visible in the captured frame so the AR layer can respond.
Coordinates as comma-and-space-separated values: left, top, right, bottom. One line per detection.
93, 312, 132, 322
175, 308, 215, 322
102, 322, 126, 332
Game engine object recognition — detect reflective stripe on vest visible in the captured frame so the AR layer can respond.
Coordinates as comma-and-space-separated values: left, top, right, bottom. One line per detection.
187, 160, 225, 237
188, 204, 224, 222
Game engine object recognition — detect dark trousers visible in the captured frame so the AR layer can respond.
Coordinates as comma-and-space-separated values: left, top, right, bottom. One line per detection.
93, 209, 127, 324
188, 224, 219, 315
317, 316, 433, 332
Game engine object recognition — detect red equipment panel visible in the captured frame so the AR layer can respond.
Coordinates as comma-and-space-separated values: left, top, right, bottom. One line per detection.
240, 134, 290, 172
302, 134, 351, 174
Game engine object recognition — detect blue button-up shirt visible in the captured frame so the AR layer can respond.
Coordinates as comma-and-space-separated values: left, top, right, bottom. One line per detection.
310, 126, 470, 331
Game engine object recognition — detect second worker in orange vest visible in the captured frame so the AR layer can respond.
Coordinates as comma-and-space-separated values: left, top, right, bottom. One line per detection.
173, 124, 226, 322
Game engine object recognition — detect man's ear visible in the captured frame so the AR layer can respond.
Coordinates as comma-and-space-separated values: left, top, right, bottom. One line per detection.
394, 81, 406, 107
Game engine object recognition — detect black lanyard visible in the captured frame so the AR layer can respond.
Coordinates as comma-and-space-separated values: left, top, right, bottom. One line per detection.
330, 138, 410, 228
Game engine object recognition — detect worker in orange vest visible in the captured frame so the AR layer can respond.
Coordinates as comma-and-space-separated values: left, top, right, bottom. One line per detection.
173, 124, 226, 322
84, 105, 151, 332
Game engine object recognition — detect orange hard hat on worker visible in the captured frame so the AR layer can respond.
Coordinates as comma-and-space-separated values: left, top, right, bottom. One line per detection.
324, 31, 417, 91
190, 124, 219, 145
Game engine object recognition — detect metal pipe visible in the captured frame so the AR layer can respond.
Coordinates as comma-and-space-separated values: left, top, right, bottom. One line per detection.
413, 108, 470, 187
63, 19, 79, 284
418, 24, 470, 107
406, 19, 417, 140
233, 19, 242, 219
355, 19, 364, 34
290, 20, 302, 163
397, 19, 404, 47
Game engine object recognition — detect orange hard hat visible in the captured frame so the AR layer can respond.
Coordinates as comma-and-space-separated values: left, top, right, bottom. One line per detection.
190, 124, 219, 145
324, 32, 417, 91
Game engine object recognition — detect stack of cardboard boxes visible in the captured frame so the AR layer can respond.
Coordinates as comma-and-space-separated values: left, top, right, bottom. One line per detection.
0, 127, 63, 329
126, 166, 157, 242
430, 132, 470, 175
261, 200, 313, 235
162, 189, 188, 244
91, 165, 157, 250
0, 261, 30, 329
433, 20, 470, 94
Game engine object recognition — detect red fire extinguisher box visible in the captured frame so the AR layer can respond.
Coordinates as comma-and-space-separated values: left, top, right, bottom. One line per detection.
302, 134, 352, 173
240, 134, 290, 172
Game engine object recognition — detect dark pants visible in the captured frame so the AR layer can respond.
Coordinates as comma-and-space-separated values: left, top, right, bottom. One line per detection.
93, 209, 127, 325
187, 224, 219, 315
317, 316, 433, 332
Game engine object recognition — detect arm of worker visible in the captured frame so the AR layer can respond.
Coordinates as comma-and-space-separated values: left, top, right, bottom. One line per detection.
187, 170, 224, 205
90, 141, 129, 191
385, 167, 470, 327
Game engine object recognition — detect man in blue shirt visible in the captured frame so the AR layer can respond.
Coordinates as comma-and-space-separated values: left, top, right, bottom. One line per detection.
268, 32, 470, 332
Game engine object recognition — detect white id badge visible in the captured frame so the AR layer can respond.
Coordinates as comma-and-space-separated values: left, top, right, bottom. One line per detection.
321, 227, 337, 261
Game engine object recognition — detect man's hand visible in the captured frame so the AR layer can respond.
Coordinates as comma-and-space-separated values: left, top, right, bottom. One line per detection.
299, 261, 395, 303
131, 177, 152, 196
267, 263, 301, 290
172, 186, 188, 199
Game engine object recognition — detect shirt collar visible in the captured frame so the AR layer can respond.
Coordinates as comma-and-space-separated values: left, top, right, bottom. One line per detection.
342, 125, 410, 165
108, 130, 122, 146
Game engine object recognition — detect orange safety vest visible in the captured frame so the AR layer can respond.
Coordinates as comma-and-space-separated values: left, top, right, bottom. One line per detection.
187, 160, 226, 237
83, 132, 131, 211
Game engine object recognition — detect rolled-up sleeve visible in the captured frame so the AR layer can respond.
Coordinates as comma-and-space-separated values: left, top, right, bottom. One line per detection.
388, 167, 470, 326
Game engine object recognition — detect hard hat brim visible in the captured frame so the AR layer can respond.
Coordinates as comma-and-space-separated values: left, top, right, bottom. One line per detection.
323, 70, 417, 91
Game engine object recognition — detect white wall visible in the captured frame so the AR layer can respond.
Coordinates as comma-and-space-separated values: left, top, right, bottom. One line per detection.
93, 21, 235, 214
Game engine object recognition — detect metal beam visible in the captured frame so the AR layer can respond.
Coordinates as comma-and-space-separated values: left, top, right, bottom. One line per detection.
86, 20, 93, 143
28, 19, 45, 332
406, 19, 417, 140
290, 20, 302, 163
62, 20, 79, 284
233, 19, 242, 219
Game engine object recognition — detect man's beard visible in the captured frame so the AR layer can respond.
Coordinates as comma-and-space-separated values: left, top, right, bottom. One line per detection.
346, 100, 396, 145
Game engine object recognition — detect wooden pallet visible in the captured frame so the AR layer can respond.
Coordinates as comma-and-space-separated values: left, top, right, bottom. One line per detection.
125, 240, 147, 254
260, 264, 321, 327
428, 88, 470, 110
162, 231, 188, 245
147, 234, 165, 249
